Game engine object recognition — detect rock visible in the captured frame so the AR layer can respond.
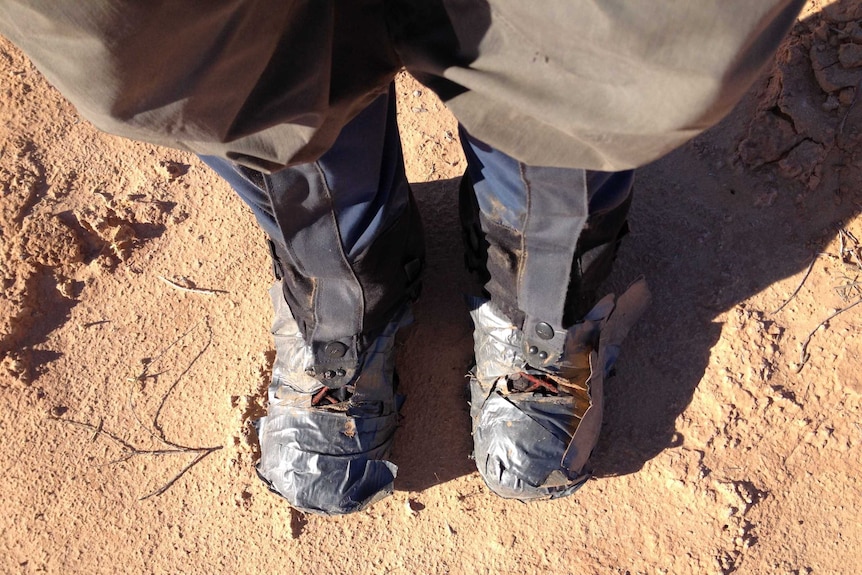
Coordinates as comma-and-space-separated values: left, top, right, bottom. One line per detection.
823, 3, 862, 24
49, 405, 68, 417
738, 112, 801, 167
810, 42, 862, 93
775, 44, 838, 144
810, 43, 839, 71
847, 21, 862, 45
813, 61, 862, 93
839, 43, 862, 68
778, 140, 826, 189
839, 87, 856, 106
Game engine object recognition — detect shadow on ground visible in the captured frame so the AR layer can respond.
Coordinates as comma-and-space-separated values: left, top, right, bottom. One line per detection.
392, 66, 862, 490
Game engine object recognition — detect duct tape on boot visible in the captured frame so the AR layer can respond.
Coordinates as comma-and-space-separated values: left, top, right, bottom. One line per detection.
255, 282, 409, 515
468, 278, 650, 501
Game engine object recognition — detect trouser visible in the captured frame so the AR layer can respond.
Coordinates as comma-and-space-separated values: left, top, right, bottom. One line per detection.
0, 0, 801, 515
205, 86, 634, 375
202, 85, 424, 388
204, 84, 635, 513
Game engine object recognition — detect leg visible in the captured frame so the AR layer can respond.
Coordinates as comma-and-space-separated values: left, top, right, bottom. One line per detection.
203, 85, 424, 515
459, 128, 648, 500
459, 129, 634, 334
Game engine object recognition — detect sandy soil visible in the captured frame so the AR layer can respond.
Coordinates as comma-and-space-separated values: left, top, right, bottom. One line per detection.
1, 2, 861, 574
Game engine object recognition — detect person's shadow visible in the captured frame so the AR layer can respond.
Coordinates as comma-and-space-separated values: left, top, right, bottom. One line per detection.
392, 1, 862, 490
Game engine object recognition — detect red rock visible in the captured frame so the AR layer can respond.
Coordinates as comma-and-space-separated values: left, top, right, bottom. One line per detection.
839, 43, 862, 68
738, 112, 801, 167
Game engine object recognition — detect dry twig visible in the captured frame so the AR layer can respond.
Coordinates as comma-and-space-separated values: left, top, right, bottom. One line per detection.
128, 318, 214, 450
138, 449, 219, 501
771, 254, 822, 315
837, 228, 862, 271
835, 276, 862, 302
52, 317, 222, 499
158, 275, 225, 296
795, 296, 862, 373
839, 77, 862, 134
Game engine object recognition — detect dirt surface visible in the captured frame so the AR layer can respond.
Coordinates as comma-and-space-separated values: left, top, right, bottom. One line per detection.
1, 2, 861, 574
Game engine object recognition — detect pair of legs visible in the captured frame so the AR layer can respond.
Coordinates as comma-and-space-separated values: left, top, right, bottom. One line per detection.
204, 84, 637, 515
0, 0, 800, 517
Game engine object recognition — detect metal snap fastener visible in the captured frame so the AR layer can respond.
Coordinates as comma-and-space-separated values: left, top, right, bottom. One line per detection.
324, 370, 335, 379
324, 342, 348, 358
538, 351, 548, 360
535, 322, 554, 340
528, 346, 539, 355
336, 368, 346, 377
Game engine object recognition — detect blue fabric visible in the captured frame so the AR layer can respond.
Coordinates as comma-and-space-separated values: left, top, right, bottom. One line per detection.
201, 85, 409, 261
460, 126, 634, 233
206, 82, 637, 514
206, 90, 634, 334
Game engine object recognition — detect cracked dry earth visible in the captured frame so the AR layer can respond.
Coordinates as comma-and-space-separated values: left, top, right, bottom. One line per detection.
1, 2, 861, 574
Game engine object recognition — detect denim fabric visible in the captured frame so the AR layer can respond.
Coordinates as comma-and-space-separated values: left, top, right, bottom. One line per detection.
460, 128, 634, 357
202, 85, 424, 384
207, 91, 633, 345
461, 127, 634, 237
202, 85, 409, 261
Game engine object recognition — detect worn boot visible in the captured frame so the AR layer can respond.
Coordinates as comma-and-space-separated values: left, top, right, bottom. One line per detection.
255, 280, 412, 514
467, 280, 649, 499
203, 86, 424, 514
458, 133, 648, 499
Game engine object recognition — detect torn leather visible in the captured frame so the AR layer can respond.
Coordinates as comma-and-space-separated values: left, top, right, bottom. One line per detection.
468, 278, 650, 500
256, 282, 409, 515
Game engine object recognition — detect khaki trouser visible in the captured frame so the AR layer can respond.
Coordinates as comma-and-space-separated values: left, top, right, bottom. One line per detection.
0, 0, 804, 172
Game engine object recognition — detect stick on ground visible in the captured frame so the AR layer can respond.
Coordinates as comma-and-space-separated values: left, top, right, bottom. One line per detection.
51, 316, 223, 499
795, 296, 862, 373
158, 275, 226, 295
772, 254, 822, 315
